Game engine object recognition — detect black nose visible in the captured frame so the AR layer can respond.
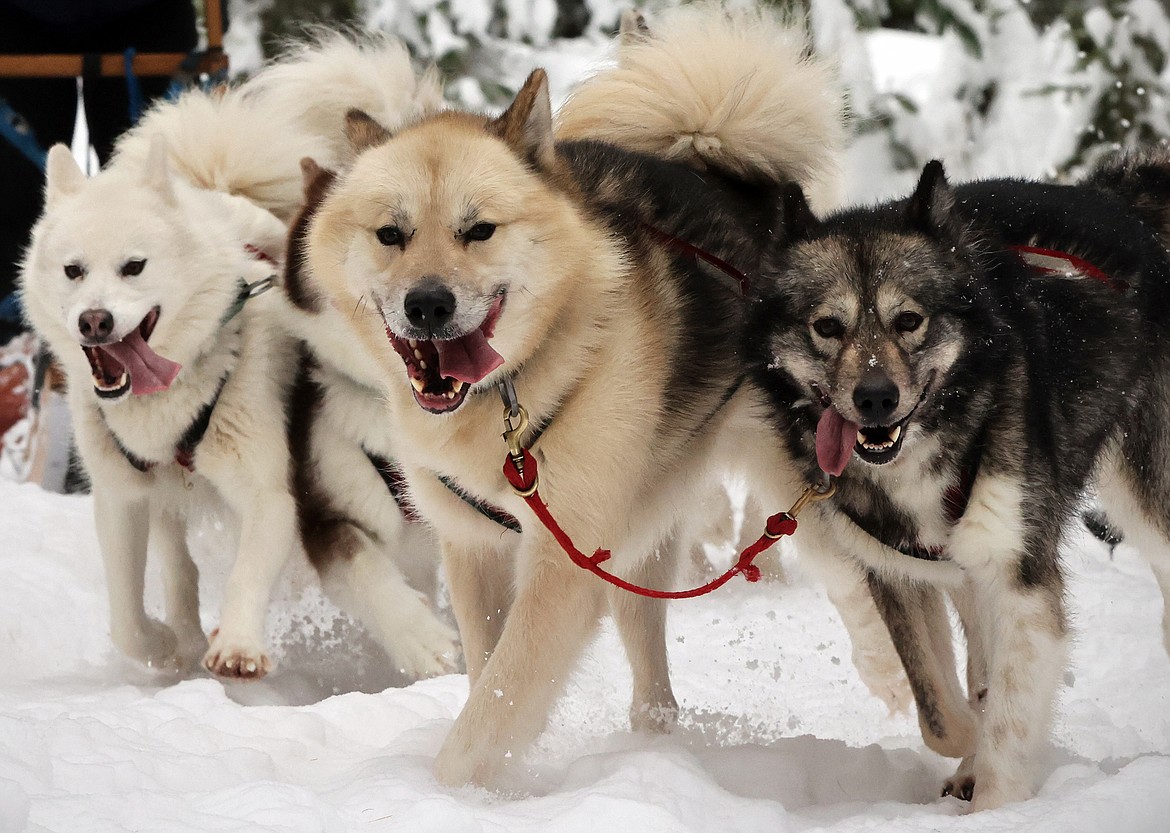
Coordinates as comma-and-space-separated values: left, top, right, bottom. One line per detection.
403, 283, 456, 331
853, 372, 900, 424
78, 308, 114, 341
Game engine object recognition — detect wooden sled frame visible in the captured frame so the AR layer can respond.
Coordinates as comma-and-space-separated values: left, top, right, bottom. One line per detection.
0, 0, 227, 79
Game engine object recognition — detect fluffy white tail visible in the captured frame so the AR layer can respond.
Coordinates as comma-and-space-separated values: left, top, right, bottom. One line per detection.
557, 2, 846, 210
110, 33, 441, 220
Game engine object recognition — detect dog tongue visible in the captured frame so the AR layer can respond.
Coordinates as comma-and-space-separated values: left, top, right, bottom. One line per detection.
101, 329, 182, 395
816, 407, 859, 476
434, 330, 504, 384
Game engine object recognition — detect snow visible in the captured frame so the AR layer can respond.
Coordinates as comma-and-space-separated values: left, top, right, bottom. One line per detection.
5, 2, 1170, 829
2, 472, 1168, 832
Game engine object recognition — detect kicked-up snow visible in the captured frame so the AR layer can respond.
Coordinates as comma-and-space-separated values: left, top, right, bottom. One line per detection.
0, 476, 1167, 832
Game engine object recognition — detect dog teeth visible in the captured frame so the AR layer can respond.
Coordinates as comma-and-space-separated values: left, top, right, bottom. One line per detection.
890, 425, 902, 442
419, 360, 427, 370
413, 349, 422, 360
856, 429, 866, 446
452, 380, 466, 394
410, 377, 425, 394
409, 339, 418, 348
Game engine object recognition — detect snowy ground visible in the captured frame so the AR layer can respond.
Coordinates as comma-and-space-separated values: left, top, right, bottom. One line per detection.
1, 474, 1168, 832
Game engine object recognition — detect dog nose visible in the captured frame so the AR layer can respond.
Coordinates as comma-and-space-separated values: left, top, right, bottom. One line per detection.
403, 283, 456, 331
853, 372, 900, 424
78, 308, 115, 341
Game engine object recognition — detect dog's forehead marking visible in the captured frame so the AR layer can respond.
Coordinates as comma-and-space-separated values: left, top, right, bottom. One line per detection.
346, 119, 536, 230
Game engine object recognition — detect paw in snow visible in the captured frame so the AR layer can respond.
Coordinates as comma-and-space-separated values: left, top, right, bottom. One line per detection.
112, 616, 185, 673
629, 693, 679, 734
434, 719, 511, 788
941, 762, 975, 803
387, 611, 460, 679
202, 627, 272, 680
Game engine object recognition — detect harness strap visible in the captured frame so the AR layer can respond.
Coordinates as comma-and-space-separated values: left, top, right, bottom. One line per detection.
438, 474, 523, 533
365, 451, 420, 523
108, 373, 227, 474
640, 222, 751, 295
0, 96, 47, 169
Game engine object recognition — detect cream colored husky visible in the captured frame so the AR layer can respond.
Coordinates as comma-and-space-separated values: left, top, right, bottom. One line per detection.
302, 3, 861, 786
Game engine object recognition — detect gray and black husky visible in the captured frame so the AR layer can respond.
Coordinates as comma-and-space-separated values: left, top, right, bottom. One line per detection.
745, 150, 1170, 810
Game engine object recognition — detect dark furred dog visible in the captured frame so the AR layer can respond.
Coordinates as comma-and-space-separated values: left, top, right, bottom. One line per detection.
745, 150, 1170, 810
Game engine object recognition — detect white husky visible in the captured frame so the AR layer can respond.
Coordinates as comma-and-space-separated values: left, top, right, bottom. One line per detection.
19, 35, 457, 680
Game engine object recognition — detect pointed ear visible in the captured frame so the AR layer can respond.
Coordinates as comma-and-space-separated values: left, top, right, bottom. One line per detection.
489, 69, 555, 171
780, 182, 820, 243
906, 160, 955, 236
619, 9, 651, 45
345, 109, 391, 153
45, 144, 86, 209
299, 157, 335, 205
143, 134, 176, 204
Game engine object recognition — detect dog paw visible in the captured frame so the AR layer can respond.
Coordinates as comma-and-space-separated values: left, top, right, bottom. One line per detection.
387, 611, 461, 679
202, 628, 271, 680
630, 693, 679, 734
942, 773, 976, 802
112, 617, 184, 672
433, 728, 504, 788
853, 646, 913, 715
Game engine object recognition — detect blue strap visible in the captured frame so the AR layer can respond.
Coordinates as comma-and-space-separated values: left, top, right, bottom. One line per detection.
123, 47, 145, 124
0, 96, 47, 170
0, 292, 22, 323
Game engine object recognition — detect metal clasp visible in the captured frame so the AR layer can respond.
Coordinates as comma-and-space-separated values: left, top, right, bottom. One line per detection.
788, 478, 836, 519
501, 402, 530, 459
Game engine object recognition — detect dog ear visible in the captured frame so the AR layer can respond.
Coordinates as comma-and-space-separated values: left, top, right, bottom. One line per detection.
143, 134, 176, 205
44, 144, 85, 209
490, 69, 555, 171
345, 109, 391, 153
906, 160, 956, 236
779, 182, 820, 242
299, 157, 336, 205
619, 9, 651, 45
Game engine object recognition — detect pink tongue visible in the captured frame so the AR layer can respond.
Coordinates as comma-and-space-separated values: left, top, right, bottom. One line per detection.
434, 329, 504, 384
816, 407, 859, 476
101, 329, 182, 395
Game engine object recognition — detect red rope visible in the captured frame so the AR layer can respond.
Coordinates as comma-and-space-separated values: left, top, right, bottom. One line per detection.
502, 449, 797, 599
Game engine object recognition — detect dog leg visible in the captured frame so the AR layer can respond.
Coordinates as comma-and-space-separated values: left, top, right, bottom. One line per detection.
442, 542, 515, 685
149, 503, 207, 670
304, 431, 459, 678
1096, 457, 1170, 656
434, 540, 605, 787
942, 580, 988, 801
797, 530, 912, 714
93, 486, 180, 670
203, 489, 298, 679
315, 524, 459, 679
951, 476, 1068, 811
865, 572, 977, 758
608, 541, 679, 733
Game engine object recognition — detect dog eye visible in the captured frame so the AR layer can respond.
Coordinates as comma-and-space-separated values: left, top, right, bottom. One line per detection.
812, 317, 844, 339
120, 259, 147, 277
463, 223, 496, 242
63, 263, 85, 280
895, 311, 924, 333
375, 225, 404, 247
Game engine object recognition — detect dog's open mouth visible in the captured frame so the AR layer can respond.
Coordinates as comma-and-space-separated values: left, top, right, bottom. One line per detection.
81, 308, 182, 401
854, 420, 908, 464
814, 379, 933, 476
386, 294, 506, 414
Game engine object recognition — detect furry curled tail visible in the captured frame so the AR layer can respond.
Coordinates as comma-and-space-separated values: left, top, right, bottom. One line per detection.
1083, 147, 1170, 248
110, 33, 440, 221
556, 2, 846, 210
